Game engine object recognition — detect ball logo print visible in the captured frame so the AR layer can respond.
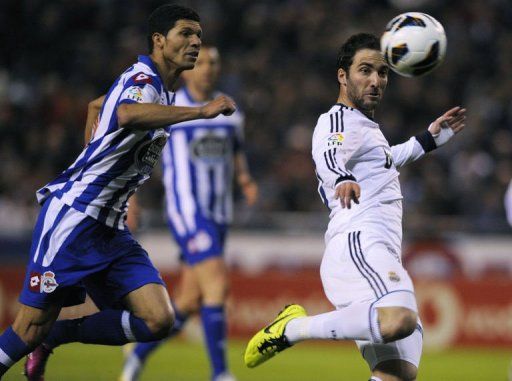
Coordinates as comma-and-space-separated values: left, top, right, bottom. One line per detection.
381, 12, 447, 77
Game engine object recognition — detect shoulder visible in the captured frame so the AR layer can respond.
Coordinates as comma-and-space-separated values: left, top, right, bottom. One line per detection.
122, 64, 163, 92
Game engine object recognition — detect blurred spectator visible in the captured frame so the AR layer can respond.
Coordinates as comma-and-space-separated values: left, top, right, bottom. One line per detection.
0, 0, 511, 233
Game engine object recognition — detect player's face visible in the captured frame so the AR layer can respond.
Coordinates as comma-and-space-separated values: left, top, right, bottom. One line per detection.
162, 19, 202, 70
345, 49, 388, 112
182, 47, 221, 93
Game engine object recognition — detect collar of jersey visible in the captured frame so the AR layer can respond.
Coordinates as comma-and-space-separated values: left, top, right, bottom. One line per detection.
137, 55, 161, 81
334, 102, 376, 122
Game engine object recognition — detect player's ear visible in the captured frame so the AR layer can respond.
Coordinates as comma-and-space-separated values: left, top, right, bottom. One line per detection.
152, 33, 165, 51
337, 68, 347, 86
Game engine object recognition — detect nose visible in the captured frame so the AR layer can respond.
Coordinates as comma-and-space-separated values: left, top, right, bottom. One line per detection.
191, 35, 201, 48
369, 71, 380, 86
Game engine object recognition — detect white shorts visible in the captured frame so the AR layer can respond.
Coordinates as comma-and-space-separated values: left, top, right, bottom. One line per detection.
320, 230, 422, 368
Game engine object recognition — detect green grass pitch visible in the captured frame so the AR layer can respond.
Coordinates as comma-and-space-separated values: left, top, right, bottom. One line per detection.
5, 340, 512, 380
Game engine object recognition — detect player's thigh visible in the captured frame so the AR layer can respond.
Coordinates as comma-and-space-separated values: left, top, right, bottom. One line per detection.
174, 264, 202, 313
356, 325, 422, 380
84, 228, 168, 310
320, 231, 415, 308
192, 256, 229, 303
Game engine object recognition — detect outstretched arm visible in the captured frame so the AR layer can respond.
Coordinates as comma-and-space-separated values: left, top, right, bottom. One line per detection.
117, 95, 236, 130
391, 106, 466, 168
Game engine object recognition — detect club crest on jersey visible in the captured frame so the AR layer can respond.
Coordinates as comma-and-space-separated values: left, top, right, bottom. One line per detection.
187, 230, 213, 253
29, 271, 59, 293
135, 129, 169, 175
327, 133, 344, 147
388, 271, 400, 282
126, 86, 144, 103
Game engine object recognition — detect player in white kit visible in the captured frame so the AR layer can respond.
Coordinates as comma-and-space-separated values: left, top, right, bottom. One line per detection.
244, 33, 466, 381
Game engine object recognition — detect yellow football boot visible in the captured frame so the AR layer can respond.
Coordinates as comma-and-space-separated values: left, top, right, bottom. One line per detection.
244, 304, 307, 368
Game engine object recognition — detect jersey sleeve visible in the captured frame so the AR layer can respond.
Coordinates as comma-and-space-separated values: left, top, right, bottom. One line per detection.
391, 131, 437, 168
118, 72, 161, 105
312, 113, 363, 189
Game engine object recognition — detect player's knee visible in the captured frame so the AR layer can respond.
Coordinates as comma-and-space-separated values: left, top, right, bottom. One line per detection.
379, 307, 417, 343
202, 277, 230, 305
143, 307, 175, 339
374, 359, 418, 381
176, 293, 202, 314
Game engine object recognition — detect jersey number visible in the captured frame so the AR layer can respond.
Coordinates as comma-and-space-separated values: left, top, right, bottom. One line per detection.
384, 148, 393, 169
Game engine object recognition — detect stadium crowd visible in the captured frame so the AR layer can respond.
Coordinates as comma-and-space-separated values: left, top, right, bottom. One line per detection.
0, 0, 511, 234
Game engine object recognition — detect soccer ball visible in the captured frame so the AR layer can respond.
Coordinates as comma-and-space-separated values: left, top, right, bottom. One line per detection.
381, 12, 447, 77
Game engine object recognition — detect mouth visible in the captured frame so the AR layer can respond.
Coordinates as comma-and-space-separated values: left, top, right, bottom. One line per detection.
366, 93, 380, 100
185, 51, 199, 59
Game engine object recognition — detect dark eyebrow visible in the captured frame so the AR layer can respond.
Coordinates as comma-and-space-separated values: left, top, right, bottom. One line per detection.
181, 26, 202, 35
358, 61, 389, 71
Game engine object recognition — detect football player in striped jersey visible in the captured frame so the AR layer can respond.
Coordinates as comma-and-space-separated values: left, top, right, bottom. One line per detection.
120, 45, 257, 381
244, 33, 465, 381
0, 5, 236, 380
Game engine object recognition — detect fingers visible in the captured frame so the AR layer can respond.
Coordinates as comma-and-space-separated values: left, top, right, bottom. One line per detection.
443, 106, 462, 118
443, 108, 466, 133
335, 183, 361, 209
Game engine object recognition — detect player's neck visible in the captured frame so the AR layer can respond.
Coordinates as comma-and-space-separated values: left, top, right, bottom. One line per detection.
149, 54, 181, 90
186, 84, 213, 102
336, 94, 375, 119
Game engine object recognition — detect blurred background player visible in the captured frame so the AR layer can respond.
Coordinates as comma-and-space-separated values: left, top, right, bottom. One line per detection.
120, 45, 258, 381
244, 33, 466, 381
15, 4, 237, 381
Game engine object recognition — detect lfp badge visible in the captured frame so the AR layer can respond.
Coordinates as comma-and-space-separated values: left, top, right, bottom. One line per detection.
327, 133, 344, 147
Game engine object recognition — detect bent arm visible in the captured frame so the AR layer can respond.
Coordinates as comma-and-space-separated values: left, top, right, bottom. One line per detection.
84, 95, 105, 144
234, 151, 258, 206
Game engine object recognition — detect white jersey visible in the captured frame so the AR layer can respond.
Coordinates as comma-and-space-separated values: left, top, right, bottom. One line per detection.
162, 87, 244, 232
312, 104, 431, 251
37, 55, 174, 230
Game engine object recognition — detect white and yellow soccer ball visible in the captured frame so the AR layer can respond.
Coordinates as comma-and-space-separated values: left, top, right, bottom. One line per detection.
381, 12, 447, 77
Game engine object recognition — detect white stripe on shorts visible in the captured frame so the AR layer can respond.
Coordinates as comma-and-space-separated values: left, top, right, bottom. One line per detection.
121, 311, 136, 342
43, 206, 87, 267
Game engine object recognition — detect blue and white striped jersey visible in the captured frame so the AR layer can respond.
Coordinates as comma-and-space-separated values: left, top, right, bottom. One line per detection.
162, 87, 244, 234
37, 55, 175, 230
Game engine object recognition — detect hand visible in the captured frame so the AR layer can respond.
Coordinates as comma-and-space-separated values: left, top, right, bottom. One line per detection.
200, 95, 236, 118
241, 180, 259, 206
428, 106, 466, 147
335, 181, 361, 209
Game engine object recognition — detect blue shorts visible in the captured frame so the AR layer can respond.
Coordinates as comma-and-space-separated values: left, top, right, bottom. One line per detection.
167, 214, 228, 266
19, 197, 164, 310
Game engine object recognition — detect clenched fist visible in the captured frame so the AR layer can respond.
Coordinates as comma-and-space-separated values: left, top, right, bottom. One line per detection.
200, 95, 236, 118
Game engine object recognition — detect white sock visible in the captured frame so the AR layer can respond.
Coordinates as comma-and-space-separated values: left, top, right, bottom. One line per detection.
121, 353, 141, 381
284, 301, 382, 344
